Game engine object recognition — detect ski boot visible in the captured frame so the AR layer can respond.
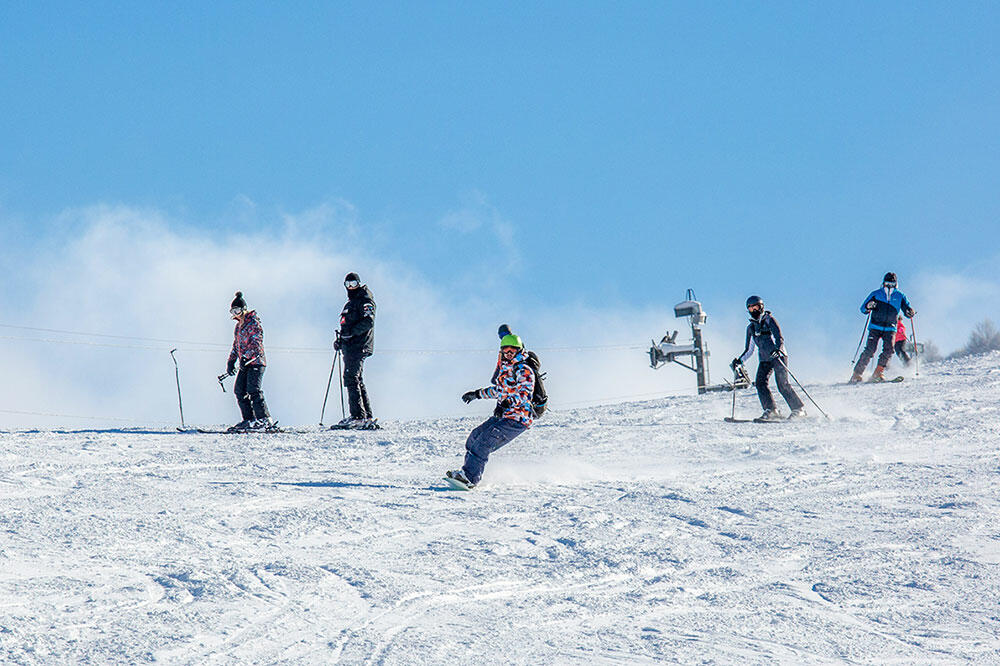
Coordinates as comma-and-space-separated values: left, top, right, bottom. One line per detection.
331, 417, 366, 430
754, 409, 784, 423
251, 417, 279, 432
787, 408, 807, 419
361, 418, 381, 430
869, 365, 886, 383
445, 469, 475, 490
848, 371, 864, 384
227, 420, 253, 433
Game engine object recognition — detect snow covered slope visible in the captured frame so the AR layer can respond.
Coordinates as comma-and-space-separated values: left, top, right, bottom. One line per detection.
2, 354, 1000, 663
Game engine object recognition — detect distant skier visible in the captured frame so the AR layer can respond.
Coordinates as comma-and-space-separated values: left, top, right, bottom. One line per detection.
894, 315, 911, 366
333, 272, 377, 429
731, 295, 805, 421
850, 272, 916, 383
446, 333, 536, 489
223, 291, 274, 431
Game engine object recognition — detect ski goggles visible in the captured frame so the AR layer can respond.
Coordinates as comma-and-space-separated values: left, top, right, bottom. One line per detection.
501, 346, 519, 356
344, 279, 361, 289
230, 306, 245, 316
883, 281, 897, 288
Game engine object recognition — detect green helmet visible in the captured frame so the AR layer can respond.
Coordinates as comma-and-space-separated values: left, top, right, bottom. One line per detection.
499, 334, 523, 349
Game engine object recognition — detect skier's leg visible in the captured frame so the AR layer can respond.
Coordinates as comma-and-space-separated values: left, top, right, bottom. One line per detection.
463, 417, 527, 485
773, 359, 804, 411
342, 351, 365, 419
853, 330, 880, 375
894, 340, 911, 365
755, 361, 776, 411
876, 330, 895, 369
246, 365, 270, 421
357, 356, 372, 418
234, 368, 254, 422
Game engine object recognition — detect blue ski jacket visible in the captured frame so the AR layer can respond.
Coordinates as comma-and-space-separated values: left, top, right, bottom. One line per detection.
861, 287, 914, 332
738, 311, 786, 364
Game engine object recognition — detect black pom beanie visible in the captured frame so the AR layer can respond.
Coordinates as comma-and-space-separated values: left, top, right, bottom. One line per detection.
231, 291, 247, 310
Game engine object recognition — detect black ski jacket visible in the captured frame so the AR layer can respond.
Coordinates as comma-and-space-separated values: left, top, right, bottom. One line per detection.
339, 285, 376, 356
737, 311, 786, 363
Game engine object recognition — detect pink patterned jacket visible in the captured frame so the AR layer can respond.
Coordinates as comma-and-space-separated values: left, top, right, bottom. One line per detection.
229, 310, 267, 368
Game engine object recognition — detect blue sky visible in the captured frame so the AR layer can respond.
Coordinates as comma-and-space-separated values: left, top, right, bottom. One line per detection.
1, 3, 998, 424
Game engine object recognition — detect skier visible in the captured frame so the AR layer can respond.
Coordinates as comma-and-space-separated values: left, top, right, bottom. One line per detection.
730, 295, 805, 421
333, 272, 377, 429
894, 315, 911, 366
223, 291, 274, 431
446, 333, 536, 489
850, 272, 916, 383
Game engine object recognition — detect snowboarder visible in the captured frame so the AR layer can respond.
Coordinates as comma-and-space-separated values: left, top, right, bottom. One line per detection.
446, 334, 536, 489
333, 272, 377, 429
894, 315, 911, 366
223, 291, 274, 431
731, 295, 806, 421
850, 272, 916, 383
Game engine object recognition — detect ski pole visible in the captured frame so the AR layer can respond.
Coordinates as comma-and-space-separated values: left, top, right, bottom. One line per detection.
216, 373, 228, 392
910, 316, 919, 377
775, 356, 830, 420
337, 347, 346, 420
170, 349, 185, 429
851, 313, 871, 365
319, 350, 337, 426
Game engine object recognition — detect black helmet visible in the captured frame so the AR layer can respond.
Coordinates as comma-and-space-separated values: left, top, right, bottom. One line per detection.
883, 272, 897, 285
745, 295, 764, 309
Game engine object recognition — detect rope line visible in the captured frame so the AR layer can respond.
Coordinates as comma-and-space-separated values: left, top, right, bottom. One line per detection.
0, 323, 646, 355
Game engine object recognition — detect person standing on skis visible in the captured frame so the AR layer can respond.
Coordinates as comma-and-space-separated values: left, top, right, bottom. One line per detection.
334, 272, 377, 429
850, 272, 916, 383
446, 333, 535, 489
894, 314, 911, 366
224, 291, 274, 431
731, 295, 805, 421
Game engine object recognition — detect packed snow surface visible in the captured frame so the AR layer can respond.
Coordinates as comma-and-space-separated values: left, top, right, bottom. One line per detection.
3, 354, 1000, 664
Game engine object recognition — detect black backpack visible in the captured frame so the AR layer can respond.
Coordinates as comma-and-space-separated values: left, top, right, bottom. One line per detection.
524, 350, 548, 418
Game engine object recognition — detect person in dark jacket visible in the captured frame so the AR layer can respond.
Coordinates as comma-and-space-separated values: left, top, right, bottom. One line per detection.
731, 295, 805, 421
333, 272, 376, 428
224, 291, 273, 431
850, 272, 916, 383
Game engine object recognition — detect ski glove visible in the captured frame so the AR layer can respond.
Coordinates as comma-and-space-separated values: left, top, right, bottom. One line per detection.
226, 359, 236, 375
905, 308, 916, 318
333, 337, 341, 351
771, 350, 785, 360
493, 398, 511, 418
865, 301, 875, 312
461, 390, 479, 404
730, 357, 741, 370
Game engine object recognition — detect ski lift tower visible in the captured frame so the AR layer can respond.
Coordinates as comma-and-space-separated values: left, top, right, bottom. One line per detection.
648, 289, 712, 394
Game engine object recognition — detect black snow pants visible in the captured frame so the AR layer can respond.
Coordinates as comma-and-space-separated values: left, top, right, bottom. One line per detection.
756, 358, 804, 412
343, 350, 373, 419
854, 329, 895, 374
894, 340, 911, 365
235, 364, 270, 422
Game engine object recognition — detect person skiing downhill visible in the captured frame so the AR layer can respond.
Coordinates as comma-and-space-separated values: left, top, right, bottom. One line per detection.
894, 315, 911, 366
223, 291, 274, 431
850, 272, 916, 383
446, 334, 536, 489
333, 272, 377, 429
731, 295, 805, 421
